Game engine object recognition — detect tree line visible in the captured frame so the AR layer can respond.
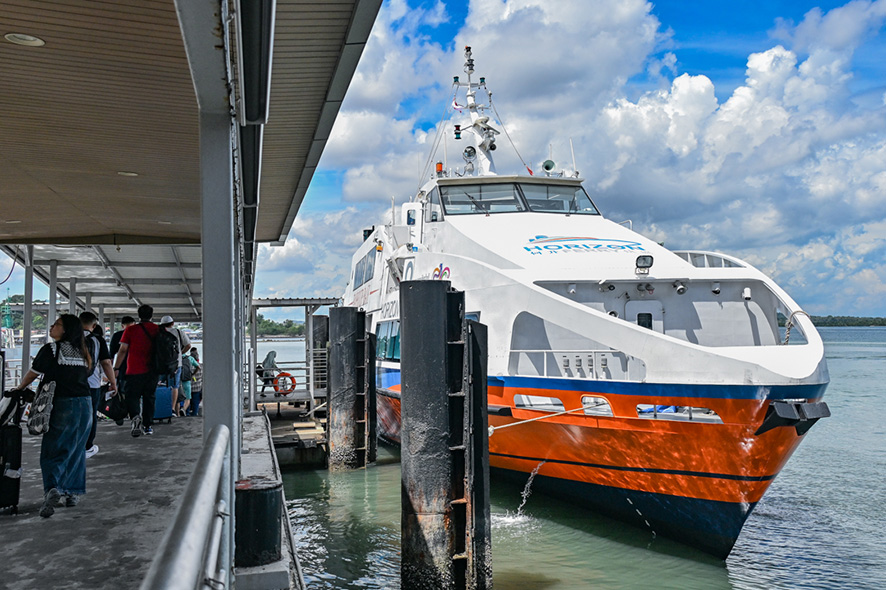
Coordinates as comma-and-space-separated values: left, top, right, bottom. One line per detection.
251, 313, 305, 337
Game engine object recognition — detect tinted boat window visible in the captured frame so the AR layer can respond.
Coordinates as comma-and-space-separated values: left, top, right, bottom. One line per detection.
521, 184, 599, 215
440, 184, 524, 215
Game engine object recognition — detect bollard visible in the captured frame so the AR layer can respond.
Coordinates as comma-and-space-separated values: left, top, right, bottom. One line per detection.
400, 280, 492, 590
328, 307, 374, 470
234, 476, 283, 567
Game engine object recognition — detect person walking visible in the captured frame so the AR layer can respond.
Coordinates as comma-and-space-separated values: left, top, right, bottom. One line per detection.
158, 316, 191, 416
187, 349, 203, 416
79, 312, 116, 458
15, 314, 93, 517
113, 305, 159, 437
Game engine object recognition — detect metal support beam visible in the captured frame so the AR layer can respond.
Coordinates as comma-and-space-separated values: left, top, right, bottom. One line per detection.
98, 304, 105, 331
85, 292, 92, 314
249, 304, 257, 412
170, 246, 200, 318
47, 259, 57, 341
69, 278, 77, 314
22, 246, 34, 364
91, 246, 141, 307
199, 110, 238, 580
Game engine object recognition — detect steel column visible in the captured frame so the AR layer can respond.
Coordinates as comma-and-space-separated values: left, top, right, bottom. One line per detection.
85, 292, 92, 314
328, 307, 368, 470
200, 110, 238, 578
47, 260, 57, 341
400, 280, 492, 590
69, 277, 77, 314
22, 246, 34, 364
249, 304, 257, 412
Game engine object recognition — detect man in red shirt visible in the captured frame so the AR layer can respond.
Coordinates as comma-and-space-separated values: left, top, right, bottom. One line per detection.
113, 304, 159, 437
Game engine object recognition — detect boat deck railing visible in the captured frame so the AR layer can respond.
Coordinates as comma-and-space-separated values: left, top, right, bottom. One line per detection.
141, 424, 231, 590
509, 349, 646, 381
673, 250, 747, 268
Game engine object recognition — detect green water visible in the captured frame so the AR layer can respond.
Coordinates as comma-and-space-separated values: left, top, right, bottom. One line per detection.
282, 328, 886, 589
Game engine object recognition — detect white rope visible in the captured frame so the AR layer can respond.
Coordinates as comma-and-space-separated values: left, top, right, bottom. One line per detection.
488, 405, 586, 436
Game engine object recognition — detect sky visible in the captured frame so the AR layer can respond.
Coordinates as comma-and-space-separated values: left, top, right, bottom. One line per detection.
3, 0, 886, 321
253, 0, 886, 320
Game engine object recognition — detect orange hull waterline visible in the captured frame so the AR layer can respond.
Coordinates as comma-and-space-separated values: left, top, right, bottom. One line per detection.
345, 49, 830, 558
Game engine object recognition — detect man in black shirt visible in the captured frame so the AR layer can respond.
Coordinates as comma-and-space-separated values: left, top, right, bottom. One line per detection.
109, 316, 134, 425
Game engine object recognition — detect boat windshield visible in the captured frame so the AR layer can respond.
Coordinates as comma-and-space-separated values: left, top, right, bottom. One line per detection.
521, 184, 599, 215
440, 184, 525, 215
437, 182, 599, 216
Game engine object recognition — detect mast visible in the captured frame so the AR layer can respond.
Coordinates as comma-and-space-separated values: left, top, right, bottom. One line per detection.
454, 47, 499, 176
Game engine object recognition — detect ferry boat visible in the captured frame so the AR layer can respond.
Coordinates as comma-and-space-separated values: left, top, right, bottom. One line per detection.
341, 48, 830, 559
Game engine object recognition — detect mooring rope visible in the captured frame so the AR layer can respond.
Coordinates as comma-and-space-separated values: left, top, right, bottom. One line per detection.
488, 405, 587, 436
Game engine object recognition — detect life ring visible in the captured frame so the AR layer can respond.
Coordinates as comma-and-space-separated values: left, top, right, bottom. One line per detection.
273, 372, 296, 395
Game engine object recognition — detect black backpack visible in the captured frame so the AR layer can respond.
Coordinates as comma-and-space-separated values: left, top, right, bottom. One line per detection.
180, 355, 193, 381
142, 325, 180, 375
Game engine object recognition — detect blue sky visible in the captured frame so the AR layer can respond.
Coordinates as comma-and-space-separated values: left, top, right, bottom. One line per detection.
4, 1, 886, 322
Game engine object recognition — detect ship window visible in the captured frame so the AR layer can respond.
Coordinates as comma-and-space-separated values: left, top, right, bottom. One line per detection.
514, 394, 565, 412
354, 250, 376, 289
440, 183, 524, 215
425, 188, 443, 223
636, 405, 723, 423
581, 396, 613, 417
375, 320, 401, 361
637, 313, 653, 329
520, 184, 599, 215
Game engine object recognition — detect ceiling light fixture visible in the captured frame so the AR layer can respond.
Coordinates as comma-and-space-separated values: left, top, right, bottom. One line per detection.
4, 33, 45, 46
5, 220, 22, 224
117, 171, 139, 177
158, 221, 172, 225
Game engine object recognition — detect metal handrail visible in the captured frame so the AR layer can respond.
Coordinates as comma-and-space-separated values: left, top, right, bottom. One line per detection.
141, 424, 231, 590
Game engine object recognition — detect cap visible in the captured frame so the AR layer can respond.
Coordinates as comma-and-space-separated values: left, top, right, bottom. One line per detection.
160, 315, 174, 325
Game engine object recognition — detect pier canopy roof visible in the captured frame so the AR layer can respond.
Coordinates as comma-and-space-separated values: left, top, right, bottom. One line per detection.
0, 0, 381, 320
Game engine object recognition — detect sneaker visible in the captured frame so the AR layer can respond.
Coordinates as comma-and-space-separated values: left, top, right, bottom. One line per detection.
65, 494, 80, 507
131, 416, 142, 438
40, 488, 61, 518
115, 418, 125, 426
143, 426, 154, 436
85, 445, 99, 459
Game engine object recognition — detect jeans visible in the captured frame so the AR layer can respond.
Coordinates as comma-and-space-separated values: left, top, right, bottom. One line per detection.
41, 396, 91, 495
188, 390, 202, 416
125, 372, 158, 427
85, 387, 101, 449
165, 367, 182, 389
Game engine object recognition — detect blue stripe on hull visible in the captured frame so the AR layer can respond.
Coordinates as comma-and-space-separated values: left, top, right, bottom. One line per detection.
491, 466, 754, 559
491, 375, 827, 400
379, 364, 827, 401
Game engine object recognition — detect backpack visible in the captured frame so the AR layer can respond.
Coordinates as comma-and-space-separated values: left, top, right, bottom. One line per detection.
180, 355, 193, 381
143, 325, 180, 375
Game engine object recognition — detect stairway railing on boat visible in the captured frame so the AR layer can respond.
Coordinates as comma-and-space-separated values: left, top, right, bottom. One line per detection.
141, 424, 231, 590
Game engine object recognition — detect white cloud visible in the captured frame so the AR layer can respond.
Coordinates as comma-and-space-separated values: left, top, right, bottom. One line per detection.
255, 0, 886, 316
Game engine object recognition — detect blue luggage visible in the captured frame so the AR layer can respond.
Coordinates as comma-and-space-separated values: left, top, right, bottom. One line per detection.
153, 385, 174, 423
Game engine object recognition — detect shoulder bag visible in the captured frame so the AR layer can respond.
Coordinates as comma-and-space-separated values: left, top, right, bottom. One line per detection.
27, 344, 60, 436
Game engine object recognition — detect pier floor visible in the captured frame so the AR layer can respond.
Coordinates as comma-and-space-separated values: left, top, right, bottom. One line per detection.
0, 415, 203, 589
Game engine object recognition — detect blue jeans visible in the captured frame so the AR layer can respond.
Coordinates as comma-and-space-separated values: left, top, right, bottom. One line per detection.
41, 396, 92, 495
165, 367, 182, 389
85, 387, 101, 449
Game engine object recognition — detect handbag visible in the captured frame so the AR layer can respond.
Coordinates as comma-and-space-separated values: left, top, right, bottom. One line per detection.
27, 343, 61, 436
98, 388, 127, 422
27, 381, 55, 436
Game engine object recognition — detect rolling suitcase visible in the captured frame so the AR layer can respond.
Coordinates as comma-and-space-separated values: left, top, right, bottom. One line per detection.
0, 424, 22, 514
153, 385, 174, 423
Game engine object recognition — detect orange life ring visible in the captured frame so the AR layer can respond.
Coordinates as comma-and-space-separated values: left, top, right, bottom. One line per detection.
273, 372, 296, 395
